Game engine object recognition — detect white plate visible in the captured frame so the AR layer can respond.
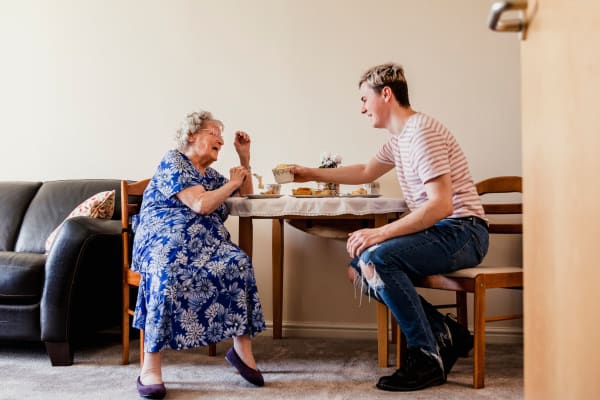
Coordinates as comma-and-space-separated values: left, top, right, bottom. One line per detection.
291, 195, 337, 198
245, 194, 284, 199
340, 194, 382, 198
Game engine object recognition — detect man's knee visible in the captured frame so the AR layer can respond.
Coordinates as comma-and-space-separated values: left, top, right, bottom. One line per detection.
358, 259, 384, 289
347, 266, 358, 284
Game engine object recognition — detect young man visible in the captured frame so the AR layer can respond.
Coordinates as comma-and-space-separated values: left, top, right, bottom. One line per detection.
291, 63, 489, 391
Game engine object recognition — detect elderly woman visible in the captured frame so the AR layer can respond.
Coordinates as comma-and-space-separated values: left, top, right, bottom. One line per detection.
132, 110, 266, 399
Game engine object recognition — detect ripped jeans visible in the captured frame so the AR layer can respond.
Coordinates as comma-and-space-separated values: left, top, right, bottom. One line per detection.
350, 216, 489, 357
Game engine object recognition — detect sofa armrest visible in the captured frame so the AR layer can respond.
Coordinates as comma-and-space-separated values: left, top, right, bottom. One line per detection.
41, 216, 122, 343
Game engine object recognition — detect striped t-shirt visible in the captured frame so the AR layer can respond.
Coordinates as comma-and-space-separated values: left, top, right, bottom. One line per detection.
375, 113, 485, 220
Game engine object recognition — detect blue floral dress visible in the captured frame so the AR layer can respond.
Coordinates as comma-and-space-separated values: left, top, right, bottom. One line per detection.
131, 150, 266, 352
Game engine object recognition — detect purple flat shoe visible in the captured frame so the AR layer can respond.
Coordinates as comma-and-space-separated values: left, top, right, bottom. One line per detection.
225, 347, 264, 387
136, 376, 167, 399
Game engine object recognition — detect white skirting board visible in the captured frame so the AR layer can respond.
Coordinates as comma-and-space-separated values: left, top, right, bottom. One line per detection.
261, 320, 523, 344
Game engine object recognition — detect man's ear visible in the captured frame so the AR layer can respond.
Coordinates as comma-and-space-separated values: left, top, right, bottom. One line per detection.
382, 86, 392, 102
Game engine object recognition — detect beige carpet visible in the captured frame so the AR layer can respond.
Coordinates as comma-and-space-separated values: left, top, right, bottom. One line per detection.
0, 333, 523, 399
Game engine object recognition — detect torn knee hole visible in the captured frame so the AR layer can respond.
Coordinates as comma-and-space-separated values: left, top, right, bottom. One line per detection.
358, 260, 383, 289
359, 260, 375, 280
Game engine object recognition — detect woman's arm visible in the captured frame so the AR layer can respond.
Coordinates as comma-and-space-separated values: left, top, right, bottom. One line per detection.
292, 157, 394, 185
234, 131, 253, 196
176, 166, 249, 214
238, 168, 253, 196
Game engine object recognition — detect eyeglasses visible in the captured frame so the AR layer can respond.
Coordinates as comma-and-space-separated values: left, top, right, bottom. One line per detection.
199, 128, 223, 140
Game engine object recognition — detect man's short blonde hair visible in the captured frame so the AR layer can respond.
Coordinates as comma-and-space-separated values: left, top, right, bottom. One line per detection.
358, 63, 411, 107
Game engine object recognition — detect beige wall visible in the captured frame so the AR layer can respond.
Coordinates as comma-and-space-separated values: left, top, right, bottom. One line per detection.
0, 1, 521, 340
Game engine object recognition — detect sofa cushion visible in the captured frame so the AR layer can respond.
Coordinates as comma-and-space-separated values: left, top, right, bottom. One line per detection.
14, 180, 121, 253
45, 190, 116, 252
0, 252, 46, 304
0, 182, 42, 251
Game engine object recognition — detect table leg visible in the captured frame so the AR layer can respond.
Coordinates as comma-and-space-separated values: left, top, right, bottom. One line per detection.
375, 214, 390, 367
377, 302, 389, 368
238, 217, 253, 257
272, 218, 284, 339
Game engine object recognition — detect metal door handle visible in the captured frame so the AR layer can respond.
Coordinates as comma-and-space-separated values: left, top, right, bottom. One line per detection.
488, 1, 528, 33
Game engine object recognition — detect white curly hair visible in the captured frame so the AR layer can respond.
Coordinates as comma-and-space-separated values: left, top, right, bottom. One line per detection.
174, 110, 224, 150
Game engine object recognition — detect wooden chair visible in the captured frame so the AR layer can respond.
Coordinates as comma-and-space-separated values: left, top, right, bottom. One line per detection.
120, 179, 217, 365
377, 176, 523, 388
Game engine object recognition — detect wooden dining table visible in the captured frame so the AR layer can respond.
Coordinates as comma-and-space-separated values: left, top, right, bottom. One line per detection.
226, 195, 408, 367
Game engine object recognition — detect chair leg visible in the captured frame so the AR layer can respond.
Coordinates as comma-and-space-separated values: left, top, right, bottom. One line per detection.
473, 280, 486, 388
456, 291, 468, 328
390, 315, 397, 344
208, 343, 217, 356
121, 323, 130, 365
395, 324, 406, 370
122, 284, 130, 365
377, 302, 389, 367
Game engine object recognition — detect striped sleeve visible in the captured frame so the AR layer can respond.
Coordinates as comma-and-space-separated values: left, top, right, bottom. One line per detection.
375, 138, 396, 165
409, 128, 450, 184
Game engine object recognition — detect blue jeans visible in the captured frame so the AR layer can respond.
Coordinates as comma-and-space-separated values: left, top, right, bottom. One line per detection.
350, 216, 489, 357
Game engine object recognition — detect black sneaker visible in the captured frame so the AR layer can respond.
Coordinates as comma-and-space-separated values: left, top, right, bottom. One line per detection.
376, 348, 446, 392
440, 314, 474, 374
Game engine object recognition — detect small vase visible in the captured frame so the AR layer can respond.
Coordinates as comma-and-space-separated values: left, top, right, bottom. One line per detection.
318, 164, 340, 195
318, 182, 340, 196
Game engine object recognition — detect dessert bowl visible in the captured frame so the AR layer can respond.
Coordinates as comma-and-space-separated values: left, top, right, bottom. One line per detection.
272, 165, 294, 184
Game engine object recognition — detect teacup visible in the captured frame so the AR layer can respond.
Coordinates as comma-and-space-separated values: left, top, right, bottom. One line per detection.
362, 181, 380, 195
262, 183, 281, 195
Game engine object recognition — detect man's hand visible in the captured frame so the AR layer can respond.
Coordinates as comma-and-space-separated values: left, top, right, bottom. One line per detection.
290, 164, 313, 182
347, 227, 386, 258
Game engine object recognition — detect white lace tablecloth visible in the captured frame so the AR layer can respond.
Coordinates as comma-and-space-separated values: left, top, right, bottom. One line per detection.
226, 196, 407, 217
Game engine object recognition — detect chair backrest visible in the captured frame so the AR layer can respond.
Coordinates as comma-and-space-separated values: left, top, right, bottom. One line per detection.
476, 176, 522, 234
121, 179, 150, 273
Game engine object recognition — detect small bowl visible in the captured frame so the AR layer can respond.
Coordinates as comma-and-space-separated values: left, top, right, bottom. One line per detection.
272, 166, 294, 184
261, 183, 281, 195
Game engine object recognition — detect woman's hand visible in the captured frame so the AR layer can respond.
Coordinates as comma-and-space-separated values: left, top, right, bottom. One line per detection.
347, 227, 386, 258
234, 131, 251, 164
229, 166, 250, 187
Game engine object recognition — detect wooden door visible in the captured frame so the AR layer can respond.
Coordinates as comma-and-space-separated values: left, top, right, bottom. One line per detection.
521, 0, 600, 398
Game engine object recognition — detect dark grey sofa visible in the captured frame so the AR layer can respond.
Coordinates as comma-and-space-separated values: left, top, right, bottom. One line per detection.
0, 180, 122, 365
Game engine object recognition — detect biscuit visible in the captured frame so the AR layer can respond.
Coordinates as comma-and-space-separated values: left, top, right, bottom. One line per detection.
292, 187, 313, 195
352, 188, 368, 195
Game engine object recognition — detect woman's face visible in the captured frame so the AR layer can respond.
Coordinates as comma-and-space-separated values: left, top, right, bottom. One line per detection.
359, 83, 388, 128
188, 120, 224, 164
